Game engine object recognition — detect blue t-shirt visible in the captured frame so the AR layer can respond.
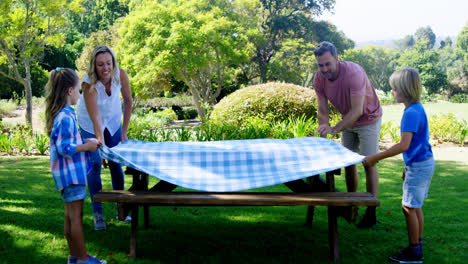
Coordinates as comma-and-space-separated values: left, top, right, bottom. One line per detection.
400, 103, 433, 165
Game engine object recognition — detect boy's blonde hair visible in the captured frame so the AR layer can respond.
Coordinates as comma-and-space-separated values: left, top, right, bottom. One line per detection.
45, 68, 80, 136
389, 67, 422, 104
87, 45, 119, 91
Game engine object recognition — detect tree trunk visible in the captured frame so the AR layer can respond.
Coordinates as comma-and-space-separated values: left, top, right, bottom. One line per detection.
257, 49, 268, 83
190, 86, 206, 122
24, 61, 33, 131
259, 64, 267, 83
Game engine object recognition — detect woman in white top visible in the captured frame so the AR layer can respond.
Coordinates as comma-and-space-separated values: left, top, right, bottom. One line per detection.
77, 45, 133, 230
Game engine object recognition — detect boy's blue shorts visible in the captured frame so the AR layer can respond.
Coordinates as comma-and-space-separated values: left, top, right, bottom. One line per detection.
402, 156, 435, 208
61, 184, 87, 203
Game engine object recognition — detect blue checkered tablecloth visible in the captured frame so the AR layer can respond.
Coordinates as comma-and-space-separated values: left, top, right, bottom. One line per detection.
99, 137, 364, 192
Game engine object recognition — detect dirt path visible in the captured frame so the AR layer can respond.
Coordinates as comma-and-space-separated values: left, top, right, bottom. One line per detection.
431, 142, 468, 164
1, 105, 45, 132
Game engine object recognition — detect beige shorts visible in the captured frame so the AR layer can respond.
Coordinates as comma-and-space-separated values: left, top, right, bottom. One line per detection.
341, 118, 381, 156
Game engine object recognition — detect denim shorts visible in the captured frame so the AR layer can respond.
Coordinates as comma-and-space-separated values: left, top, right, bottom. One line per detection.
402, 156, 435, 208
61, 185, 87, 203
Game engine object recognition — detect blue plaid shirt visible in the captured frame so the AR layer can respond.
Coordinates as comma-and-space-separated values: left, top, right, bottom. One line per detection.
50, 105, 88, 191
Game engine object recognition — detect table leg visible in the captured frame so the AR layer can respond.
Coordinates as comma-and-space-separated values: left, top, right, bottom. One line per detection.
326, 170, 340, 260
129, 205, 139, 259
138, 180, 176, 229
117, 202, 130, 221
144, 205, 150, 229
328, 206, 340, 260
285, 175, 329, 226
305, 206, 315, 227
305, 176, 317, 226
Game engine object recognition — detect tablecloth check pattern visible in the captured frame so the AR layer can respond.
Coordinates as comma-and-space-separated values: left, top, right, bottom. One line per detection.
99, 137, 365, 192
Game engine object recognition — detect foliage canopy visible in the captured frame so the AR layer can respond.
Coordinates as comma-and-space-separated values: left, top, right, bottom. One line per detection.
0, 0, 82, 129
117, 0, 253, 119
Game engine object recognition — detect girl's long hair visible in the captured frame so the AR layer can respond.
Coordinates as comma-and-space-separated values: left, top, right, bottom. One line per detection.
45, 68, 79, 136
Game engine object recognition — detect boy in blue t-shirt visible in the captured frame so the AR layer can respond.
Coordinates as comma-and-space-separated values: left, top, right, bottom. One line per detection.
364, 68, 435, 263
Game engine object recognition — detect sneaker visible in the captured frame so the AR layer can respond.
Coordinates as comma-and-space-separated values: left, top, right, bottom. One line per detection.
399, 246, 424, 260
68, 255, 78, 264
94, 214, 106, 231
77, 255, 107, 264
389, 247, 423, 263
357, 214, 378, 229
116, 215, 132, 223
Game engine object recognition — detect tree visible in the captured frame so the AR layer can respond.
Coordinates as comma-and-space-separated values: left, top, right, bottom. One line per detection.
0, 0, 83, 130
439, 40, 446, 49
397, 39, 447, 94
306, 20, 354, 53
117, 0, 252, 120
268, 38, 317, 87
342, 46, 398, 92
456, 22, 468, 51
444, 36, 453, 47
248, 0, 336, 83
40, 27, 86, 71
266, 19, 354, 87
75, 25, 120, 78
0, 63, 48, 99
68, 0, 129, 37
39, 0, 129, 72
456, 21, 468, 67
415, 26, 436, 49
447, 60, 468, 94
447, 22, 468, 94
395, 35, 415, 50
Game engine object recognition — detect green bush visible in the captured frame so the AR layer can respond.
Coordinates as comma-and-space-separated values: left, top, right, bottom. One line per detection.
375, 89, 395, 105
164, 90, 172, 98
127, 111, 173, 140
20, 96, 45, 108
0, 122, 49, 155
429, 113, 468, 145
376, 87, 437, 105
0, 99, 17, 116
450, 93, 468, 103
138, 95, 194, 109
210, 82, 327, 126
156, 109, 178, 120
174, 107, 198, 120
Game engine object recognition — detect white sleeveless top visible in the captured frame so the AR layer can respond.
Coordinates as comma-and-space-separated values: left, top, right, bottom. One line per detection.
77, 69, 122, 136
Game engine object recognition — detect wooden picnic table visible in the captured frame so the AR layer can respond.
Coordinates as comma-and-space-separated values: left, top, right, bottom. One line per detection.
94, 166, 379, 261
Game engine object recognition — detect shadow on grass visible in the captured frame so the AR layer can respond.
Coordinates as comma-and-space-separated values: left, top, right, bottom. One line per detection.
1, 156, 466, 264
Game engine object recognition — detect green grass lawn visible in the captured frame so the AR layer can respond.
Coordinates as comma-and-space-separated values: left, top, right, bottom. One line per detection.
382, 102, 468, 124
1, 156, 466, 263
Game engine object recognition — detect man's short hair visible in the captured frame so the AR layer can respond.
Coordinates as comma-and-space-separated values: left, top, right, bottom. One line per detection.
314, 41, 337, 57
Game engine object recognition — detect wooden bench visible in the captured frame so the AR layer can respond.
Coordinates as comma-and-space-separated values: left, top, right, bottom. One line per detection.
94, 169, 379, 261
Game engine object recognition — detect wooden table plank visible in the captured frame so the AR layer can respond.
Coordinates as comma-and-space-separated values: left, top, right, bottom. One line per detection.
94, 191, 379, 206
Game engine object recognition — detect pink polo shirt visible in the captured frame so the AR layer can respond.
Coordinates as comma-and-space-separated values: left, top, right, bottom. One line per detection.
313, 61, 382, 126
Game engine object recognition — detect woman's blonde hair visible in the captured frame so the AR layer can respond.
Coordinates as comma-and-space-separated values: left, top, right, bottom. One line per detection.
389, 67, 422, 104
45, 68, 80, 136
87, 45, 119, 91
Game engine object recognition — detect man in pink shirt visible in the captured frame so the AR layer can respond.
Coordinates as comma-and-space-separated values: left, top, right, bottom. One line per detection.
313, 41, 382, 228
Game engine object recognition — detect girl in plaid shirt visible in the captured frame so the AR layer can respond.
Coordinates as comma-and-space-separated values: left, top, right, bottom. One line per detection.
45, 68, 106, 264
